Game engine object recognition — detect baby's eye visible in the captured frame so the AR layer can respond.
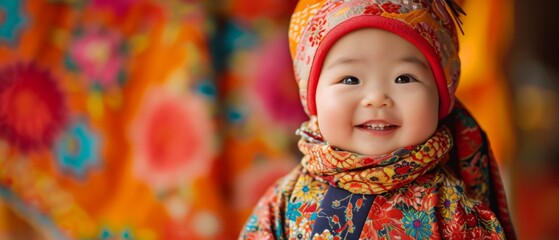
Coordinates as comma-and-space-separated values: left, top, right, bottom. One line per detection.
394, 75, 416, 84
340, 76, 360, 85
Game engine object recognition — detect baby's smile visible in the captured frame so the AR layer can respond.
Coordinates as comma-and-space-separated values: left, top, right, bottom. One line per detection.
357, 122, 398, 130
356, 120, 399, 135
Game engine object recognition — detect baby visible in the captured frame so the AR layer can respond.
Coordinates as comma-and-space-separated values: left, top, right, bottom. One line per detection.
240, 0, 516, 239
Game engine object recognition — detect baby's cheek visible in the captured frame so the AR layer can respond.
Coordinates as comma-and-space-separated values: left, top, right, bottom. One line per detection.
317, 112, 347, 145
407, 118, 438, 146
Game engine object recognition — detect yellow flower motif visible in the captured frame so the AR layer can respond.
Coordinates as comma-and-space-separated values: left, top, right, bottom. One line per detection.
439, 186, 459, 220
441, 168, 477, 212
292, 174, 324, 202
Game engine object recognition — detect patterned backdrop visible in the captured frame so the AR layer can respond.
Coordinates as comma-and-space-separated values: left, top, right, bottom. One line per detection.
0, 0, 534, 239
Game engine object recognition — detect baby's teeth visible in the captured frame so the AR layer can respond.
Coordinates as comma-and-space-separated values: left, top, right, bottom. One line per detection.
363, 124, 392, 130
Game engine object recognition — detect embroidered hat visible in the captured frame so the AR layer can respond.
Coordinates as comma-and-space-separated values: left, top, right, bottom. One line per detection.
289, 0, 464, 119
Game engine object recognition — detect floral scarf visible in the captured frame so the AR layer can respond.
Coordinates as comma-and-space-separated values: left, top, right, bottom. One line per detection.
239, 102, 516, 239
298, 117, 453, 195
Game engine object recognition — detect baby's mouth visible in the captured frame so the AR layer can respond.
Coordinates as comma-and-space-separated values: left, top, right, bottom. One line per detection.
357, 121, 399, 131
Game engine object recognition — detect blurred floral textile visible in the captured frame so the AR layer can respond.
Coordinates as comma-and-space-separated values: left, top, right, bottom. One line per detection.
0, 0, 229, 239
0, 0, 305, 239
212, 0, 303, 233
0, 0, 519, 239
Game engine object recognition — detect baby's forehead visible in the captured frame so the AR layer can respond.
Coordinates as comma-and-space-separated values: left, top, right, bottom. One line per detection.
323, 28, 430, 68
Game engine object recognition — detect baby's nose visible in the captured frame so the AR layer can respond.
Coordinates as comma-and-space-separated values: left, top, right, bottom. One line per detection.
360, 91, 393, 108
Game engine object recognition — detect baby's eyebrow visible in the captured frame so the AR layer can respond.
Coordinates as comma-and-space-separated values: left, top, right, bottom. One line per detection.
400, 56, 429, 70
324, 57, 362, 70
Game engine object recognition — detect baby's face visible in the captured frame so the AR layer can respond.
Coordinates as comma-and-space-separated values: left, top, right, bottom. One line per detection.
315, 28, 439, 155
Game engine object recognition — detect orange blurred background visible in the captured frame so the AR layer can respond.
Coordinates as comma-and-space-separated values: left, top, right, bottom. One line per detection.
0, 0, 558, 239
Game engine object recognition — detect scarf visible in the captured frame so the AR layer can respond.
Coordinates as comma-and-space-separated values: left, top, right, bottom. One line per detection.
298, 117, 453, 195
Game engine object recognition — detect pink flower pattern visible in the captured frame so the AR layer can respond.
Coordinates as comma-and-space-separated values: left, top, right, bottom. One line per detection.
69, 27, 125, 88
130, 88, 215, 189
